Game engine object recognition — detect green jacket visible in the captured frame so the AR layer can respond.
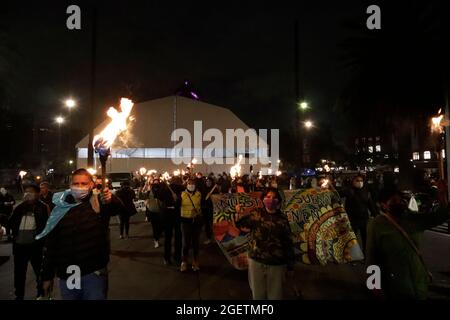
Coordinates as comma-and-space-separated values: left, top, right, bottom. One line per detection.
366, 206, 450, 299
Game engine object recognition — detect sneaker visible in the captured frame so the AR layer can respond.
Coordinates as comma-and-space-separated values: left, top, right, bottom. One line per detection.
119, 235, 124, 239
192, 263, 200, 272
203, 239, 212, 245
154, 240, 160, 248
180, 261, 188, 272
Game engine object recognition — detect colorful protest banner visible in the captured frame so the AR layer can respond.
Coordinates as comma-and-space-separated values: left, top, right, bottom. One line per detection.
212, 192, 263, 270
282, 188, 364, 265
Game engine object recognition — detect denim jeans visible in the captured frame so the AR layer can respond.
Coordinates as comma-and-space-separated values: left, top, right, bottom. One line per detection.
59, 271, 108, 300
248, 258, 286, 300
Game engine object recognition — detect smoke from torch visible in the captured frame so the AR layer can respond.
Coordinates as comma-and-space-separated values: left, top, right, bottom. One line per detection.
93, 98, 134, 188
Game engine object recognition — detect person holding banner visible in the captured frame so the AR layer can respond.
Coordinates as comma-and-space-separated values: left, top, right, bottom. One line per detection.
236, 188, 295, 300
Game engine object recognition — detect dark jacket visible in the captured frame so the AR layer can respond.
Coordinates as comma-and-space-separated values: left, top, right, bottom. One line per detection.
41, 193, 123, 281
0, 193, 16, 216
8, 200, 49, 251
40, 191, 55, 212
115, 187, 137, 217
366, 206, 450, 299
341, 187, 378, 227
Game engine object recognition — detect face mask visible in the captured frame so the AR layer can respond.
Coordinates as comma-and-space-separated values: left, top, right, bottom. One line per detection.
71, 187, 91, 200
354, 182, 364, 189
263, 198, 279, 211
271, 183, 278, 189
23, 192, 37, 202
388, 202, 407, 217
187, 184, 196, 192
0, 188, 6, 196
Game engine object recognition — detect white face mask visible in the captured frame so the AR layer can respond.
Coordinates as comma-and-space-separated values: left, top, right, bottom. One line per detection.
354, 182, 364, 189
271, 183, 278, 189
187, 184, 196, 192
71, 187, 91, 200
0, 188, 6, 196
23, 192, 37, 202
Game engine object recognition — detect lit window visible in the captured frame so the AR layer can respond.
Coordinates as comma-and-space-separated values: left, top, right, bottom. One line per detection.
413, 152, 419, 160
376, 145, 381, 152
442, 149, 446, 159
424, 151, 431, 160
368, 146, 374, 153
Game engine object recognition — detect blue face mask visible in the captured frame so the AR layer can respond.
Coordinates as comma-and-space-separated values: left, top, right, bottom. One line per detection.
70, 187, 91, 200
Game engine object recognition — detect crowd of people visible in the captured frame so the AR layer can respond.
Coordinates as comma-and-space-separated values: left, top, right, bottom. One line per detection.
0, 168, 449, 300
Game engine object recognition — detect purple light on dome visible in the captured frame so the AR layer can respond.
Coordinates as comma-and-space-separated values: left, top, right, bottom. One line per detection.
190, 91, 199, 99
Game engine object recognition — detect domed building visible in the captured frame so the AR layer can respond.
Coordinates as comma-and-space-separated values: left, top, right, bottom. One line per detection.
75, 95, 272, 175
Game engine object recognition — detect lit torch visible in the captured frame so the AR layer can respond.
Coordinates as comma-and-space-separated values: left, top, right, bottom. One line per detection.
19, 171, 27, 179
93, 98, 134, 189
431, 109, 444, 134
230, 154, 243, 178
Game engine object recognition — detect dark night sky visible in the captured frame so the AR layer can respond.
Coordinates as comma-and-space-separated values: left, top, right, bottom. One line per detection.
2, 1, 367, 132
2, 0, 446, 148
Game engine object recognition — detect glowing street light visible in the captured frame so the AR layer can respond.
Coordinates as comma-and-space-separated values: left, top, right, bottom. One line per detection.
65, 99, 76, 109
298, 101, 309, 111
55, 116, 65, 124
304, 120, 313, 129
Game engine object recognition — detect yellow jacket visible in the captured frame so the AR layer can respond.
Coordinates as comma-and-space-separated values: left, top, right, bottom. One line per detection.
181, 191, 202, 218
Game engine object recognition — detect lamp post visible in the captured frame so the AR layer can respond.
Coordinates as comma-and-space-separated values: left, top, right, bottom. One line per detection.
55, 116, 65, 167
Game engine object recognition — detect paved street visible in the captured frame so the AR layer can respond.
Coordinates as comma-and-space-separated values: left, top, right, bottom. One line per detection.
0, 213, 449, 300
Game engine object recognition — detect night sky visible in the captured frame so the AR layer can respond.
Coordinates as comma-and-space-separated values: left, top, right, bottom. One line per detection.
1, 1, 447, 146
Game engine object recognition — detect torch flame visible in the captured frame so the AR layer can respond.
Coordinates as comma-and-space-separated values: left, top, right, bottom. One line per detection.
321, 179, 329, 188
19, 171, 27, 179
162, 172, 170, 181
93, 98, 134, 150
146, 169, 157, 176
432, 113, 444, 133
230, 154, 243, 178
173, 169, 181, 176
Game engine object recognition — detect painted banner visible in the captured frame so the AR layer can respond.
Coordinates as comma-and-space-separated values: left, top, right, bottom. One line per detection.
133, 200, 147, 213
283, 188, 364, 265
212, 192, 263, 270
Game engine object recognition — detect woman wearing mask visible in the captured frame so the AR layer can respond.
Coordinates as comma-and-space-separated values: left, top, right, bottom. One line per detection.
180, 178, 202, 272
236, 188, 295, 300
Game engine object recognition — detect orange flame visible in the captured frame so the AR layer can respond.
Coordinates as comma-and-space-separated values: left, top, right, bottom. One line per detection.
230, 154, 243, 178
431, 109, 444, 133
93, 98, 134, 149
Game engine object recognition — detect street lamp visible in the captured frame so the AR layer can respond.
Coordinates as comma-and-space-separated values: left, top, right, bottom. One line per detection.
55, 116, 65, 124
304, 120, 313, 129
298, 101, 309, 111
65, 98, 76, 109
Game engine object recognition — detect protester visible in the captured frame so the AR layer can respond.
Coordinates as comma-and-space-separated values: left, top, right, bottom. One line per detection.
340, 175, 378, 252
145, 179, 164, 248
37, 168, 123, 300
39, 182, 54, 213
180, 178, 203, 272
155, 178, 182, 266
115, 181, 137, 239
0, 187, 15, 241
366, 187, 450, 299
202, 177, 219, 245
235, 188, 295, 300
8, 184, 48, 300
